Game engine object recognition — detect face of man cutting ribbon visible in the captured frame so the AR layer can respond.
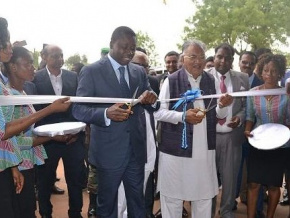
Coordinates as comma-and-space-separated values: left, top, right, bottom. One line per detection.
110, 32, 136, 66
214, 47, 234, 75
182, 43, 206, 79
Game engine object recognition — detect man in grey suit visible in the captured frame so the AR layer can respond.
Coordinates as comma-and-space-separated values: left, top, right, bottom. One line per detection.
72, 26, 158, 218
33, 45, 85, 218
208, 43, 249, 218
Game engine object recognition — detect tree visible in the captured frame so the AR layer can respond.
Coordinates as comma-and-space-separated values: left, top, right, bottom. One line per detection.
182, 0, 290, 54
31, 49, 40, 69
64, 54, 88, 70
136, 31, 160, 67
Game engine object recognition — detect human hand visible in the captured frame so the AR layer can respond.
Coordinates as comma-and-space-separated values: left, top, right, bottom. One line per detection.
244, 130, 253, 138
138, 90, 157, 105
49, 97, 71, 113
219, 94, 233, 108
227, 116, 240, 128
106, 103, 131, 122
65, 134, 78, 145
185, 108, 205, 125
11, 167, 24, 194
52, 134, 78, 145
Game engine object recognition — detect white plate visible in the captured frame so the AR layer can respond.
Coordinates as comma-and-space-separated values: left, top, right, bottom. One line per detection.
248, 123, 290, 150
33, 122, 86, 137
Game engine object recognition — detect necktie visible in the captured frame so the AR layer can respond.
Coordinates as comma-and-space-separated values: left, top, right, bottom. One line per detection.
220, 75, 227, 93
119, 66, 130, 98
218, 75, 227, 125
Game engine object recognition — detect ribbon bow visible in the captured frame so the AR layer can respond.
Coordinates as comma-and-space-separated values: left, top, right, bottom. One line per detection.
172, 89, 202, 149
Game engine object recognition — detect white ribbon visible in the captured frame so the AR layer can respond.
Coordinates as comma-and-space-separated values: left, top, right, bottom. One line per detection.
0, 88, 286, 106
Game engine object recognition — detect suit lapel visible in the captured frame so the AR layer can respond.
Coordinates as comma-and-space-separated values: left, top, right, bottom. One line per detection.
61, 71, 69, 95
127, 63, 139, 97
41, 69, 56, 95
229, 70, 240, 92
103, 58, 125, 98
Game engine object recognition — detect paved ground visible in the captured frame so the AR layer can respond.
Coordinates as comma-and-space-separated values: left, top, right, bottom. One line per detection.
36, 159, 289, 217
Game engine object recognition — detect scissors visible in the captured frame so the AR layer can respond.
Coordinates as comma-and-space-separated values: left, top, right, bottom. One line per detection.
198, 98, 217, 116
124, 86, 139, 113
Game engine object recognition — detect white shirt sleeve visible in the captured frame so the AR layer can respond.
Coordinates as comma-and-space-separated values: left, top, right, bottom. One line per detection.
104, 108, 111, 126
216, 104, 229, 119
154, 78, 183, 124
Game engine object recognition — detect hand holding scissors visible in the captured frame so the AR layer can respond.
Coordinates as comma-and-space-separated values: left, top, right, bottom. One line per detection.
106, 87, 139, 122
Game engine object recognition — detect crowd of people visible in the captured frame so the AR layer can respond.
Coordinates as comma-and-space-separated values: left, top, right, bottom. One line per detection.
1, 16, 290, 218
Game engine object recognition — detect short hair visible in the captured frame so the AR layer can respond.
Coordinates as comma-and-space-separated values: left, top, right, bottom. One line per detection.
254, 48, 272, 59
111, 26, 136, 43
0, 17, 10, 49
206, 56, 214, 63
136, 47, 147, 55
239, 51, 257, 63
182, 39, 206, 53
256, 53, 286, 78
164, 51, 179, 60
9, 46, 30, 64
215, 43, 235, 57
5, 46, 31, 75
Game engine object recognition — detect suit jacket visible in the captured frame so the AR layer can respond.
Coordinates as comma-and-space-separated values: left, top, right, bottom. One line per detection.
72, 57, 159, 169
148, 75, 160, 95
23, 81, 37, 95
208, 68, 249, 144
251, 73, 264, 88
32, 68, 78, 127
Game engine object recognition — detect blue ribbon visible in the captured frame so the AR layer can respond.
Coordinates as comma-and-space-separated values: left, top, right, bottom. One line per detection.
172, 89, 202, 149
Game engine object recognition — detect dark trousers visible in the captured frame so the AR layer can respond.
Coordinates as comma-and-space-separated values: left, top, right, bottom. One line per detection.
96, 152, 146, 218
0, 168, 18, 218
15, 169, 36, 218
37, 135, 85, 217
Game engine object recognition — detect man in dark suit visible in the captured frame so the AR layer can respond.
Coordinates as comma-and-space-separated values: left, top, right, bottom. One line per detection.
157, 51, 179, 86
239, 51, 263, 89
72, 26, 158, 218
33, 45, 85, 218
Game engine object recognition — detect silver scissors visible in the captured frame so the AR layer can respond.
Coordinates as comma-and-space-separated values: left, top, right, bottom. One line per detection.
124, 86, 139, 113
198, 98, 217, 115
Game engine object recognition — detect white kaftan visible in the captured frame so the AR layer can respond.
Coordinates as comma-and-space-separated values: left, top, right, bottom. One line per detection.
154, 72, 219, 201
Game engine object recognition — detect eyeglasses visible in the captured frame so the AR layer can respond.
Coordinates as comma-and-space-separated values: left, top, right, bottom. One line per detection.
131, 62, 150, 69
184, 55, 205, 61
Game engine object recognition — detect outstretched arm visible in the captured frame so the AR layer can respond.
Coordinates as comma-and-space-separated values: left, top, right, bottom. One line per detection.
3, 97, 70, 140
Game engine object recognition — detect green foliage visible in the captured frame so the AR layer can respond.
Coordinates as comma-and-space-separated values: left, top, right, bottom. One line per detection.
64, 54, 88, 70
183, 0, 290, 54
31, 49, 40, 69
283, 53, 290, 68
136, 31, 160, 67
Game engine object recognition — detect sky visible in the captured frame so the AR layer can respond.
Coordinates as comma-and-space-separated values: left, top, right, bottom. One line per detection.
2, 0, 196, 66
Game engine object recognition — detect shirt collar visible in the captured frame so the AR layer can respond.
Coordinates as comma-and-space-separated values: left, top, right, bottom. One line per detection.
217, 71, 230, 79
108, 54, 127, 72
46, 66, 62, 77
